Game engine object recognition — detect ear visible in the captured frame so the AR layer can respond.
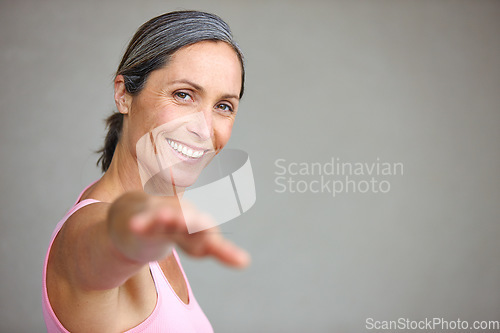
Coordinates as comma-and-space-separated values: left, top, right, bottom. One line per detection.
114, 75, 132, 114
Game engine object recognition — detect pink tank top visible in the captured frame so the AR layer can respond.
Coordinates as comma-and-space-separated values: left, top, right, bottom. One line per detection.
42, 182, 214, 332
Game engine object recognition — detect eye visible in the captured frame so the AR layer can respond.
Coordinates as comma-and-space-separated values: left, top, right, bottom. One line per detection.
216, 103, 233, 113
174, 91, 193, 102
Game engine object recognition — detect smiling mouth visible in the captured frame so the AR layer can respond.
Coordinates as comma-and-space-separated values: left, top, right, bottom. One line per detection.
166, 139, 208, 159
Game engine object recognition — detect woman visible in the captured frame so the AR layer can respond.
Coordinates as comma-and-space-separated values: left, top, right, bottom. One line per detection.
42, 11, 250, 332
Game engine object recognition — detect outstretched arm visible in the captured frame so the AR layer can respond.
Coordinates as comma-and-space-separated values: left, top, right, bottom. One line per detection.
51, 191, 250, 291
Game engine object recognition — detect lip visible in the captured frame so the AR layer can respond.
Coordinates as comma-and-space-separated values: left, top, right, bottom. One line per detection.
166, 138, 212, 164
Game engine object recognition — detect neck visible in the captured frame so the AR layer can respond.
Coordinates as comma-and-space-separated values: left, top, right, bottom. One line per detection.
95, 142, 142, 202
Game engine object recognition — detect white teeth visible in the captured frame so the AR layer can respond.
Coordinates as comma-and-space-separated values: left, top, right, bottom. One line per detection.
166, 139, 204, 159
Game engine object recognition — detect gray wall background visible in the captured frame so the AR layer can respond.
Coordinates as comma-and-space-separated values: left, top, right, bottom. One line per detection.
1, 0, 499, 332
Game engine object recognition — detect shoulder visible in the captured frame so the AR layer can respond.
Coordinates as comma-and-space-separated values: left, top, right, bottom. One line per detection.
47, 199, 110, 286
45, 199, 156, 332
44, 200, 111, 329
56, 201, 110, 250
64, 200, 110, 230
48, 200, 110, 281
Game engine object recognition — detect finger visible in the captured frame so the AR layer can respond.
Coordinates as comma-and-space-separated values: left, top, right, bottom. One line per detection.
177, 210, 250, 267
205, 237, 251, 268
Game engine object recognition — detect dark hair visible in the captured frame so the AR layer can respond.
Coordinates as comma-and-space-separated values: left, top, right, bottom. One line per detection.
97, 10, 245, 172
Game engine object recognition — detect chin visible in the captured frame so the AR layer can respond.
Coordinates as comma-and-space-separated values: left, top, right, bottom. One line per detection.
169, 170, 199, 188
142, 160, 210, 195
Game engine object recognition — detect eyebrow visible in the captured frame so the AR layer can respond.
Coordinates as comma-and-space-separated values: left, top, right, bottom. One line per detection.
170, 79, 240, 100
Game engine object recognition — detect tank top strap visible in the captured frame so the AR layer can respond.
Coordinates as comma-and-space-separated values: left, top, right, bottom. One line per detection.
71, 199, 101, 213
149, 250, 195, 309
43, 185, 102, 333
50, 199, 100, 246
171, 247, 194, 297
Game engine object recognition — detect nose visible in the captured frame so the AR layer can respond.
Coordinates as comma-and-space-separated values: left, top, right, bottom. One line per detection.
186, 108, 213, 142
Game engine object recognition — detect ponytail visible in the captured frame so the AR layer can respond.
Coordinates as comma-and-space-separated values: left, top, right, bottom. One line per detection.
96, 112, 124, 172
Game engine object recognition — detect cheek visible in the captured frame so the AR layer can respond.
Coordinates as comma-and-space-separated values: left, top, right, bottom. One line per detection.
154, 100, 196, 126
214, 120, 234, 149
128, 98, 158, 134
155, 108, 198, 136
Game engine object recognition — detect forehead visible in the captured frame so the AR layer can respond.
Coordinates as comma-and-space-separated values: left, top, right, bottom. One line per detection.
149, 41, 242, 94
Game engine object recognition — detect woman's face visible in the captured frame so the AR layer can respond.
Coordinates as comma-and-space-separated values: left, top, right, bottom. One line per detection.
120, 41, 242, 191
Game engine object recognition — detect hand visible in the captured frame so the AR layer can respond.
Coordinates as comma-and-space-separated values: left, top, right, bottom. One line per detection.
108, 192, 250, 268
